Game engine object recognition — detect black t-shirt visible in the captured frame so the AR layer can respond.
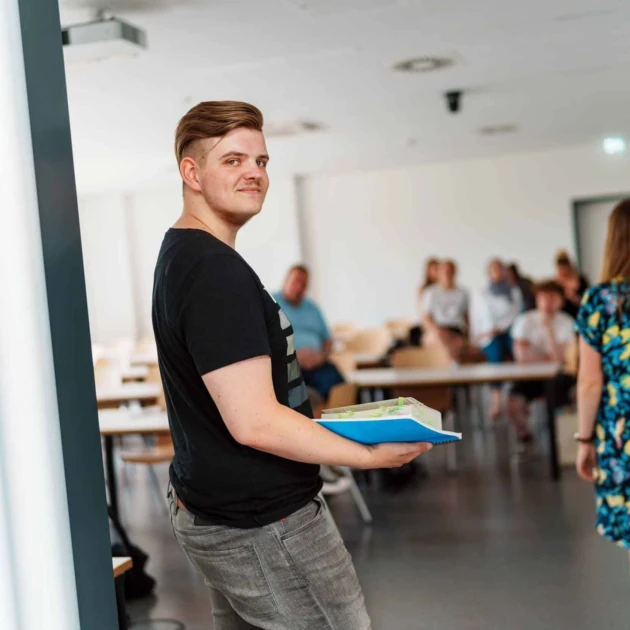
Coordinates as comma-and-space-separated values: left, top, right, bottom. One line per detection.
152, 228, 321, 528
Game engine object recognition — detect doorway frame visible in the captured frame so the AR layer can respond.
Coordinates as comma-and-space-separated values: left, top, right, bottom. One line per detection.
571, 193, 629, 272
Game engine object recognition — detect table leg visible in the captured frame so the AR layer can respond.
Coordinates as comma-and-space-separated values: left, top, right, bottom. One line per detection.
114, 574, 128, 630
104, 435, 120, 522
545, 379, 561, 481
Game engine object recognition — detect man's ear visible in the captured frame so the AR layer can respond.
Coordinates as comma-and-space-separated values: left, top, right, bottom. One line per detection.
180, 156, 202, 193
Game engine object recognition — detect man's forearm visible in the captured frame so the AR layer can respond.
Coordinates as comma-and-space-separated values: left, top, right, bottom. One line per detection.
238, 401, 373, 468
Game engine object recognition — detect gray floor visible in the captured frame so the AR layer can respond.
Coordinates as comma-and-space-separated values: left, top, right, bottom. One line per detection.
123, 416, 629, 630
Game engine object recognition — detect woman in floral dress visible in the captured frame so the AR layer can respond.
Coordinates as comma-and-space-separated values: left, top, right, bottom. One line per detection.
575, 199, 630, 555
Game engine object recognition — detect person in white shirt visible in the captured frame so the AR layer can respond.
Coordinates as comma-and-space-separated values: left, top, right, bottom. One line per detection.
477, 258, 523, 418
422, 260, 469, 361
507, 280, 576, 453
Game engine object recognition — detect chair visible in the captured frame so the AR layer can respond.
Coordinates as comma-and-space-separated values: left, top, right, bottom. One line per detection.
329, 350, 357, 379
344, 328, 394, 356
331, 322, 360, 342
564, 336, 579, 376
385, 318, 416, 342
120, 366, 172, 511
322, 382, 373, 525
390, 347, 457, 471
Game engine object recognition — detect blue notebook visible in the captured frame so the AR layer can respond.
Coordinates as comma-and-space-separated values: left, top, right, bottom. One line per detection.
317, 397, 462, 446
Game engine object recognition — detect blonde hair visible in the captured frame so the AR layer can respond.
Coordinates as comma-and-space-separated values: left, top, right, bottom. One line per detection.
601, 198, 630, 282
174, 101, 264, 165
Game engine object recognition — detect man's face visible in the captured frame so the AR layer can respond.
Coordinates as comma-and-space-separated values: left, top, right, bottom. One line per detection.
489, 261, 505, 284
536, 290, 563, 316
191, 127, 270, 226
283, 270, 309, 304
439, 263, 455, 286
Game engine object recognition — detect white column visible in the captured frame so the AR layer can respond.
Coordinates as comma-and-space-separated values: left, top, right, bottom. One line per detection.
0, 1, 81, 629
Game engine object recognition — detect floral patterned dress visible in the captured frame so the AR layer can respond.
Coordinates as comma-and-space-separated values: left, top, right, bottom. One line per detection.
576, 279, 630, 548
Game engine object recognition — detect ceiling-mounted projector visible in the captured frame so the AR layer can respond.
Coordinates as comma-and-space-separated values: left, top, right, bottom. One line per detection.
62, 16, 147, 65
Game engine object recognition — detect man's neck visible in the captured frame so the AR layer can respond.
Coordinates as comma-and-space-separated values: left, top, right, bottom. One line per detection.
174, 195, 239, 249
283, 293, 303, 307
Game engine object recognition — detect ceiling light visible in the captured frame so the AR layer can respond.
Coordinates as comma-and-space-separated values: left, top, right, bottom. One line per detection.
603, 137, 626, 155
393, 57, 454, 74
479, 124, 518, 136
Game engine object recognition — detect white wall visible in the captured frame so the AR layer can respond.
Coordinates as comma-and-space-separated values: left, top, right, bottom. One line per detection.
300, 143, 630, 327
79, 170, 302, 343
78, 195, 136, 344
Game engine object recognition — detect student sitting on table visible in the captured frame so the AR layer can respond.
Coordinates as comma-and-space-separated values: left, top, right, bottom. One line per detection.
421, 259, 470, 361
507, 280, 576, 458
273, 265, 344, 401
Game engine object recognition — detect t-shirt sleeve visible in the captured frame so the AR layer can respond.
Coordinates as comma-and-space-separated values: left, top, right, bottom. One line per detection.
180, 255, 271, 376
314, 303, 331, 342
575, 287, 605, 352
511, 313, 528, 341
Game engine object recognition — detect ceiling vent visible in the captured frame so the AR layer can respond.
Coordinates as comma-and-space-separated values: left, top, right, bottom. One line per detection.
264, 120, 322, 137
479, 124, 518, 136
393, 56, 454, 74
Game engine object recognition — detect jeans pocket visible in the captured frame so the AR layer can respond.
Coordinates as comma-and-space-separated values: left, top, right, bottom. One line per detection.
182, 543, 279, 620
280, 496, 326, 542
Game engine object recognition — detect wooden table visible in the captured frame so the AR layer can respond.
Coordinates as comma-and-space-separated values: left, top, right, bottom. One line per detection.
121, 365, 149, 382
349, 362, 564, 479
354, 352, 387, 369
100, 409, 170, 522
96, 382, 162, 410
113, 557, 133, 630
130, 351, 159, 366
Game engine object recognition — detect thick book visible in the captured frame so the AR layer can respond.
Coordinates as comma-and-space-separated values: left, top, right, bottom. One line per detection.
317, 397, 462, 446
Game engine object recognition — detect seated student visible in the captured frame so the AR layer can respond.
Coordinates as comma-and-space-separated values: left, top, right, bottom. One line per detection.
478, 258, 523, 418
273, 265, 343, 401
507, 280, 576, 455
555, 250, 589, 319
506, 262, 536, 312
410, 257, 440, 346
421, 260, 469, 361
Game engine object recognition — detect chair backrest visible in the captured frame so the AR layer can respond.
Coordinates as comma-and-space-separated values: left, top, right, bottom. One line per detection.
564, 336, 579, 376
326, 383, 358, 410
145, 365, 167, 411
93, 358, 122, 388
385, 318, 416, 341
390, 346, 450, 369
329, 350, 357, 378
331, 322, 361, 344
344, 328, 393, 355
390, 347, 452, 410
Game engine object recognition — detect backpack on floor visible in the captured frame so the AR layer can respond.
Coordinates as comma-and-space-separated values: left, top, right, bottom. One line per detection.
109, 506, 156, 600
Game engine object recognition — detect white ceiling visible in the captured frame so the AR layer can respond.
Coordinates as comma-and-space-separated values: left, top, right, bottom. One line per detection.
59, 0, 630, 193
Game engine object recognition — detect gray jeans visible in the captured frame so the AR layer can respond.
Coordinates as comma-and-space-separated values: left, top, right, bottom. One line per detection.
169, 489, 371, 630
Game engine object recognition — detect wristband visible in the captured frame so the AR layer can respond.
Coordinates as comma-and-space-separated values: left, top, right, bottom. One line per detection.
573, 432, 594, 444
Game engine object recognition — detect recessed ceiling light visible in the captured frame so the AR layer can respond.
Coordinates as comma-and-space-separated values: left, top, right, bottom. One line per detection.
264, 120, 322, 137
479, 124, 518, 136
393, 56, 454, 74
603, 137, 626, 155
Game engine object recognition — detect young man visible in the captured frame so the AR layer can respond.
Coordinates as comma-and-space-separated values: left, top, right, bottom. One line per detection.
273, 265, 343, 401
152, 101, 432, 629
421, 259, 470, 361
507, 280, 576, 453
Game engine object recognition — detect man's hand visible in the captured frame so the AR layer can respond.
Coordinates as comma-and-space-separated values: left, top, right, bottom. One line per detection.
296, 348, 326, 371
576, 442, 598, 482
358, 442, 433, 469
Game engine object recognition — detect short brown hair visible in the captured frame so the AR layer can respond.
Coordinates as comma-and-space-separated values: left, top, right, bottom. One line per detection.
174, 101, 264, 165
288, 264, 309, 277
534, 279, 563, 296
601, 198, 630, 282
